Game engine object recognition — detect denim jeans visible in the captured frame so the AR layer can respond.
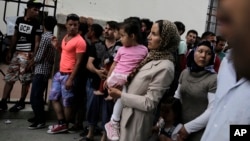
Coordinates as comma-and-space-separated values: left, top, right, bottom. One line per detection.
30, 74, 48, 123
86, 79, 114, 129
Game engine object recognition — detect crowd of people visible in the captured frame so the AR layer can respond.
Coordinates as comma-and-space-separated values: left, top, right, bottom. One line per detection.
1, 0, 250, 141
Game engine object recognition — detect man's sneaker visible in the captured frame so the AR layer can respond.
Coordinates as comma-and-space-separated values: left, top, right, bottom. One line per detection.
0, 101, 8, 111
28, 122, 46, 130
9, 101, 25, 112
47, 124, 68, 134
105, 121, 120, 141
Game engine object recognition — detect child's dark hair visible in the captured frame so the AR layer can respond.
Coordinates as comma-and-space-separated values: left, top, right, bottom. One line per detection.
120, 21, 143, 44
161, 97, 182, 125
44, 16, 57, 31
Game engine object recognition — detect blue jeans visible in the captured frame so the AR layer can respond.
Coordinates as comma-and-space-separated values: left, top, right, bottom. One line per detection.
86, 79, 114, 129
30, 74, 48, 123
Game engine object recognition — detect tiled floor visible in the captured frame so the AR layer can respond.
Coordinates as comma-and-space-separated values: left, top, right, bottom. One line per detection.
0, 63, 52, 102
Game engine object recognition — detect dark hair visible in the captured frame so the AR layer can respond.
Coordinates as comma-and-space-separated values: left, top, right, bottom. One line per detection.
194, 36, 202, 46
90, 24, 104, 38
186, 29, 198, 36
161, 97, 182, 125
174, 21, 185, 35
66, 13, 80, 22
216, 36, 226, 44
124, 17, 142, 28
44, 16, 57, 31
27, 0, 43, 8
120, 21, 143, 44
79, 23, 88, 37
201, 31, 216, 40
106, 21, 119, 30
141, 18, 153, 30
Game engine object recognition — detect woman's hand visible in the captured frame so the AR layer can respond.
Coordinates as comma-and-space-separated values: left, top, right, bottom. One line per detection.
108, 87, 122, 99
178, 126, 189, 140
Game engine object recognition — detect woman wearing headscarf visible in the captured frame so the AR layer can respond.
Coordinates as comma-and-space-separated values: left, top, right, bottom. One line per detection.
108, 20, 180, 141
174, 41, 217, 141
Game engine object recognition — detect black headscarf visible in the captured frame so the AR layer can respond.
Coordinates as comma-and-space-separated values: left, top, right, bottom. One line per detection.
187, 41, 215, 73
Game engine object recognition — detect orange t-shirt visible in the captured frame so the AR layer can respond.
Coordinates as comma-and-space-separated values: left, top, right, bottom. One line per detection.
60, 34, 86, 72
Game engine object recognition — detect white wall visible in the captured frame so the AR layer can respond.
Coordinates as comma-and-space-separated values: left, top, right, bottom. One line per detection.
0, 0, 209, 37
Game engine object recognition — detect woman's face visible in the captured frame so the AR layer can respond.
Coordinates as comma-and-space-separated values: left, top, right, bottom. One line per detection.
194, 45, 213, 67
147, 23, 161, 50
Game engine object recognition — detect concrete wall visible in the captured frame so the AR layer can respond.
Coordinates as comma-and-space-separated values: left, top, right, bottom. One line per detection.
0, 0, 209, 37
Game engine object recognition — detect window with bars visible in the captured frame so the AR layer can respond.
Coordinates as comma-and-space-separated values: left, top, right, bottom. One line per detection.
206, 0, 218, 34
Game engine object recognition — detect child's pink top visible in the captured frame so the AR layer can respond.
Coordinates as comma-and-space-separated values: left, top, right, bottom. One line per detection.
113, 45, 148, 74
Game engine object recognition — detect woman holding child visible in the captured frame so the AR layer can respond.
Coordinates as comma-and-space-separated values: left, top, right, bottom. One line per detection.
108, 20, 180, 141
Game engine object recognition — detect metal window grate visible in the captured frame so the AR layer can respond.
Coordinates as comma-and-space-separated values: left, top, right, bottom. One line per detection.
206, 0, 219, 33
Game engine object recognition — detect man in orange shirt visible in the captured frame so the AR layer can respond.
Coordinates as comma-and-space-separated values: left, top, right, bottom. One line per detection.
47, 13, 86, 134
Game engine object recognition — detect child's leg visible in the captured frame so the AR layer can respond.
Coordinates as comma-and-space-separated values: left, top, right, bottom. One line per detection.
105, 98, 122, 140
111, 98, 122, 122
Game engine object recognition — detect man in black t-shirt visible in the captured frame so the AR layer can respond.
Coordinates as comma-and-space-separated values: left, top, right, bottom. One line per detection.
81, 21, 120, 141
0, 0, 43, 112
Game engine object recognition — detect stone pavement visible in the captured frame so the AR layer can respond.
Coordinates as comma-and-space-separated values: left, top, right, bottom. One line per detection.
0, 119, 82, 141
0, 64, 102, 141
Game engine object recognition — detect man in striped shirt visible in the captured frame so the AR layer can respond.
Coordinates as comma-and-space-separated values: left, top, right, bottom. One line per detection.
28, 16, 57, 129
0, 0, 43, 112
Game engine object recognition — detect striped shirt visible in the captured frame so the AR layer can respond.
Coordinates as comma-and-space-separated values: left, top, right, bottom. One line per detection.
34, 31, 55, 78
15, 17, 42, 52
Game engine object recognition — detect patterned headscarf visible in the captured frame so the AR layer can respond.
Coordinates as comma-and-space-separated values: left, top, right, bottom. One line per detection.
127, 20, 180, 83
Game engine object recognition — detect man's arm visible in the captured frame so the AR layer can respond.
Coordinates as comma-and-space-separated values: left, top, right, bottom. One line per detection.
87, 57, 106, 79
34, 36, 49, 63
6, 30, 18, 62
34, 35, 41, 55
65, 53, 84, 90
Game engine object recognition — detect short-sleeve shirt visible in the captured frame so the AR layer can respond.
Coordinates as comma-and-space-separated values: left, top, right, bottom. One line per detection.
88, 41, 107, 69
88, 41, 121, 88
15, 17, 42, 52
60, 34, 86, 72
113, 45, 148, 74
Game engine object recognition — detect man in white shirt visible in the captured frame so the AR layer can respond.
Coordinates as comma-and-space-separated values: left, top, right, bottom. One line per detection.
201, 0, 250, 140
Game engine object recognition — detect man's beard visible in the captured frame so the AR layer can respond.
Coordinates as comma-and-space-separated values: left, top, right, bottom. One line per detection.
231, 35, 250, 81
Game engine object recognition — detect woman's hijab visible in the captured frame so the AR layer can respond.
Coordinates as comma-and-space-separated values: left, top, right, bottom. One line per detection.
187, 41, 216, 73
127, 20, 180, 83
